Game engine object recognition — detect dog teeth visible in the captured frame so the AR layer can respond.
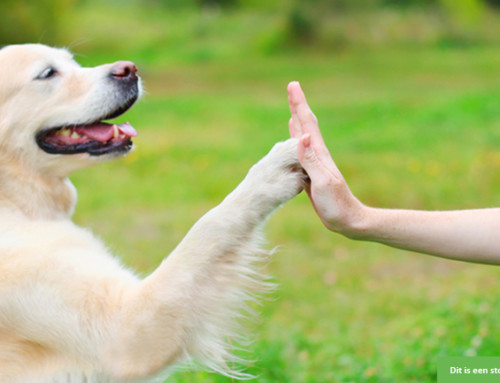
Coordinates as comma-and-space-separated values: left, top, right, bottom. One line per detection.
60, 128, 71, 136
56, 128, 87, 140
113, 124, 120, 138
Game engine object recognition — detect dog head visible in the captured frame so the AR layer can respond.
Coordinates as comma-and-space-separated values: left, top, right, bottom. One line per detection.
0, 44, 141, 177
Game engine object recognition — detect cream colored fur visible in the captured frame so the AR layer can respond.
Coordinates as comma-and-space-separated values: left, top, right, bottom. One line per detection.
0, 44, 305, 382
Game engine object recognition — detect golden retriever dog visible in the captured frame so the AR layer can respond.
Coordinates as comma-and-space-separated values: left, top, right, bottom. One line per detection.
0, 44, 306, 382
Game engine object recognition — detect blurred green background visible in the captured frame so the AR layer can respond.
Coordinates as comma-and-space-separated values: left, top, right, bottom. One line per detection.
2, 0, 500, 382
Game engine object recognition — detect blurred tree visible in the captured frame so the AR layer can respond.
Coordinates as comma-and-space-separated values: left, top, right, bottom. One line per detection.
383, 0, 438, 6
143, 0, 197, 10
292, 0, 381, 12
197, 0, 239, 8
145, 0, 239, 10
484, 0, 500, 7
439, 0, 485, 28
0, 0, 76, 45
239, 0, 289, 10
286, 4, 317, 44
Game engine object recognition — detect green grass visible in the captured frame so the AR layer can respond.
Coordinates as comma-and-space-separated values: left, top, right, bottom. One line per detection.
52, 5, 500, 382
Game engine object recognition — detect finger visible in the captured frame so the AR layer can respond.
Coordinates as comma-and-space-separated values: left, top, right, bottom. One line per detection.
288, 82, 330, 160
299, 133, 343, 180
289, 117, 301, 138
288, 81, 304, 138
288, 82, 317, 133
287, 81, 299, 115
297, 134, 330, 181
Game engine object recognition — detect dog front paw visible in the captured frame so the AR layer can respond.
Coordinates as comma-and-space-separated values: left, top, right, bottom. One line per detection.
245, 138, 307, 206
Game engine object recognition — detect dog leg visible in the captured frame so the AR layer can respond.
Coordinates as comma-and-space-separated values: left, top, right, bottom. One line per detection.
102, 138, 305, 380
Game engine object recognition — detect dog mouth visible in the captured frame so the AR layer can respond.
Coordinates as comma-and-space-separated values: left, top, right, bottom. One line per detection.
36, 121, 138, 156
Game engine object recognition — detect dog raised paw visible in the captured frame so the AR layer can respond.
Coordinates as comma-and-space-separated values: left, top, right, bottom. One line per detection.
244, 138, 307, 207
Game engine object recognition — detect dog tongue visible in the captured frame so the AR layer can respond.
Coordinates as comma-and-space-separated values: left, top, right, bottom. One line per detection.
117, 122, 138, 137
74, 124, 113, 141
74, 122, 137, 142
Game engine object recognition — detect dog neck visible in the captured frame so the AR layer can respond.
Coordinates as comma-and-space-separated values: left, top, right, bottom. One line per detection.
0, 161, 77, 220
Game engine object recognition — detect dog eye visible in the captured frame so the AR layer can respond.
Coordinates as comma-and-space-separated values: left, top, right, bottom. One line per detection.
36, 67, 58, 80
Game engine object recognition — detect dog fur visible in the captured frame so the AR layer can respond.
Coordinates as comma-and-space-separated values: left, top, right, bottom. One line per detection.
0, 44, 305, 382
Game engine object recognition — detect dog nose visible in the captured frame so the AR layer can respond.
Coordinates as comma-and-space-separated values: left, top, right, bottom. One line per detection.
110, 61, 138, 80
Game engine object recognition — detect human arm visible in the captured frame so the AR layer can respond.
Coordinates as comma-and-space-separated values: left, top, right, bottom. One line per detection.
287, 81, 500, 264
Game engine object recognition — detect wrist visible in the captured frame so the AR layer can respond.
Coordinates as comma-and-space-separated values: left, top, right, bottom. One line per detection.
330, 201, 375, 241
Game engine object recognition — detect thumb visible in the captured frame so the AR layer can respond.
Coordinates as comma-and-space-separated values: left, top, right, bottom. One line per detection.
297, 134, 328, 181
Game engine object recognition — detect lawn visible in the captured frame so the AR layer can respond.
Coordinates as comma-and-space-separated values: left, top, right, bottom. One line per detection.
55, 5, 500, 382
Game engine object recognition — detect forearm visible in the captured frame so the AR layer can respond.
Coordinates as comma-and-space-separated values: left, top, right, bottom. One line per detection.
350, 206, 500, 264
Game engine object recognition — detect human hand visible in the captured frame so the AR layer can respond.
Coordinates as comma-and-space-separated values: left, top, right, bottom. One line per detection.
287, 81, 366, 237
287, 82, 500, 261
